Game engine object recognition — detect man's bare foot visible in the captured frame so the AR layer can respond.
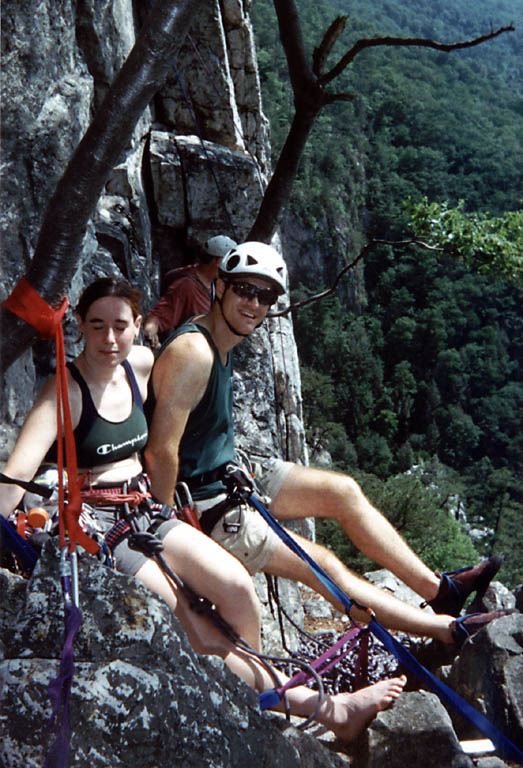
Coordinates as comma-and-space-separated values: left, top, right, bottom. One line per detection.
318, 675, 407, 742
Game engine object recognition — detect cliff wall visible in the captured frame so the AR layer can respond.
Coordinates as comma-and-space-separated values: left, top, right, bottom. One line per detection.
0, 0, 307, 471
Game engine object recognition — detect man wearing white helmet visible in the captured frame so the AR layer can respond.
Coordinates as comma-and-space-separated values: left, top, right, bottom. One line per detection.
146, 241, 505, 646
144, 235, 237, 347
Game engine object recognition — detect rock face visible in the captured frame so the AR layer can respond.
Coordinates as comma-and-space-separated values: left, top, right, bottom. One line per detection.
0, 542, 346, 768
2, 549, 522, 767
443, 612, 523, 751
353, 691, 475, 768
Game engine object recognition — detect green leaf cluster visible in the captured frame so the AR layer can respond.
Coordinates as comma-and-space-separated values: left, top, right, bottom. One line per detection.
406, 199, 523, 285
292, 259, 522, 585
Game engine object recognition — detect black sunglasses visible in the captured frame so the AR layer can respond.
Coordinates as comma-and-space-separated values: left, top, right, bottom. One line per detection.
228, 280, 279, 307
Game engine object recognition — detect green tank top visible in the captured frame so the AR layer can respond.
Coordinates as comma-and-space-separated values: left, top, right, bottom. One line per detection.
155, 322, 235, 499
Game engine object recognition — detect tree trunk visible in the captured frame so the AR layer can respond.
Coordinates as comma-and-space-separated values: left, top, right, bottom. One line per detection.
248, 107, 319, 242
1, 0, 203, 370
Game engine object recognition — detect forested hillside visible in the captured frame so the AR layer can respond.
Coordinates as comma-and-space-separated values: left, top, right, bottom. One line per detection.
251, 0, 523, 586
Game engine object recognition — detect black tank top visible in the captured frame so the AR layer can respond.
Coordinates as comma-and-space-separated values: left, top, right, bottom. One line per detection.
47, 360, 148, 467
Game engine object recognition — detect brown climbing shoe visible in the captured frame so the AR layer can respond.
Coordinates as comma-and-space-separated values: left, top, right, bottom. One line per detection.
424, 555, 504, 617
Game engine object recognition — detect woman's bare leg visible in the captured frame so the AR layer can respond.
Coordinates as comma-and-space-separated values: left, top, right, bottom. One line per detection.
134, 534, 407, 742
134, 522, 262, 650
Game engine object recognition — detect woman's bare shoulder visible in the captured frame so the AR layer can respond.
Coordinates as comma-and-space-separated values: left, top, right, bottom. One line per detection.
128, 344, 154, 374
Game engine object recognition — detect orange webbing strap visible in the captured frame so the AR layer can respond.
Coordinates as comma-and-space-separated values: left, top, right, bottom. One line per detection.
3, 277, 98, 555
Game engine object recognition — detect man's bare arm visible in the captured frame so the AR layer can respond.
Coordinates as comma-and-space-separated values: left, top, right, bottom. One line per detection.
145, 333, 213, 505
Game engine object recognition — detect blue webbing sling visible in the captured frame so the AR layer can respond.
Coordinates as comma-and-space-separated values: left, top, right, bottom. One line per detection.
245, 489, 523, 764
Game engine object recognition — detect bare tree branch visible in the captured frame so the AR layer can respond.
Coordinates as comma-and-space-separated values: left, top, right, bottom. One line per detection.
321, 24, 515, 85
269, 238, 444, 317
271, 0, 318, 100
248, 0, 514, 242
312, 15, 348, 77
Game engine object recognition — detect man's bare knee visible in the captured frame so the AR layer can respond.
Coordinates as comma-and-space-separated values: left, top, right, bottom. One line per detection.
215, 572, 260, 624
323, 472, 369, 523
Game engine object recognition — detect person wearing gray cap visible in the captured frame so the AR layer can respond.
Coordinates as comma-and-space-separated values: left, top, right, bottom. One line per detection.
144, 235, 237, 347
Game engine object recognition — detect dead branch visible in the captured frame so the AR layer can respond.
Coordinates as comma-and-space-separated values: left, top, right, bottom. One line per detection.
312, 16, 348, 76
322, 24, 515, 85
248, 0, 514, 242
269, 238, 444, 317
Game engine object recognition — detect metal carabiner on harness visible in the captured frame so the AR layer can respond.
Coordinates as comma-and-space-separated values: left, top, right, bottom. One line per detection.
175, 482, 201, 530
224, 463, 255, 495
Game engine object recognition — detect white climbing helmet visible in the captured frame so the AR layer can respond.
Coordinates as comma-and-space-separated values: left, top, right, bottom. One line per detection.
219, 242, 287, 295
204, 235, 238, 258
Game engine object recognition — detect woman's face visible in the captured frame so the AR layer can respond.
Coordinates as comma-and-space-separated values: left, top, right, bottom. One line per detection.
77, 297, 141, 367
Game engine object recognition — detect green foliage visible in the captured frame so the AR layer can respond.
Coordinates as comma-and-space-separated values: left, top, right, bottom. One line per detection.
292, 269, 522, 585
406, 199, 523, 286
252, 0, 522, 587
252, 0, 522, 232
462, 465, 523, 587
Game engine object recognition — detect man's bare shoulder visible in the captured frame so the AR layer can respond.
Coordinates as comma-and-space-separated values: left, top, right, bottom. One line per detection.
153, 328, 213, 398
128, 344, 154, 373
160, 328, 213, 366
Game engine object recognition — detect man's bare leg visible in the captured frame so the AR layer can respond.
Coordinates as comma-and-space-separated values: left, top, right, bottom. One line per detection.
263, 535, 456, 642
270, 464, 442, 602
136, 524, 262, 651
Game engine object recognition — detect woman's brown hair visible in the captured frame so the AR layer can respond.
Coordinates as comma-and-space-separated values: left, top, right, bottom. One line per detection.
76, 276, 142, 321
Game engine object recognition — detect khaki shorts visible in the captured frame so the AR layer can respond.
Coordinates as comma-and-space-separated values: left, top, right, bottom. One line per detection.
194, 458, 293, 574
253, 457, 293, 500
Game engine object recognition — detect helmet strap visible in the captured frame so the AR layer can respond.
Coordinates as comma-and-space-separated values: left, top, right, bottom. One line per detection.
216, 286, 250, 338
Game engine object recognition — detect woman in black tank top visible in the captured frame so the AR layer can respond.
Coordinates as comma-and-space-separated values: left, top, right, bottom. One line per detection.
0, 276, 405, 740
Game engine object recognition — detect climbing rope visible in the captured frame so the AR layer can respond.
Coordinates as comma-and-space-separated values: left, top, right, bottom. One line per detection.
2, 278, 100, 768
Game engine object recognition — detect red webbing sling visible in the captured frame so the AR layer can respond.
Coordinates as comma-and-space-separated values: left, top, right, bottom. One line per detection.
3, 277, 98, 555
3, 277, 98, 768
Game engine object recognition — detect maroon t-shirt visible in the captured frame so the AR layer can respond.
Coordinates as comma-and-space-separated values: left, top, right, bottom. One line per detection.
146, 267, 211, 332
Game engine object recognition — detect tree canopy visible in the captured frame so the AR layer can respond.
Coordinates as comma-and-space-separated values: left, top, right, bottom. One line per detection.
252, 0, 522, 586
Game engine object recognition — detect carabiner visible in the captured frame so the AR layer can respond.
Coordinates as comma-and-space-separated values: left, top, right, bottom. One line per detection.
175, 481, 194, 511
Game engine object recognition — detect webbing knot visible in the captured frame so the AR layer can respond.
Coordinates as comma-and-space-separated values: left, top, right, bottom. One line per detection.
2, 276, 69, 340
